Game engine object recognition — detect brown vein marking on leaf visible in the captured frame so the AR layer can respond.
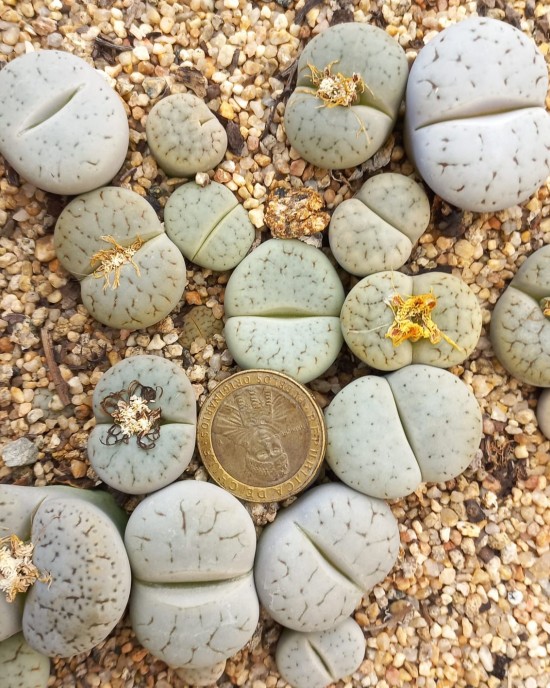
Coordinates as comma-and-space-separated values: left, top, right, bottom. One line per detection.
90, 235, 143, 291
0, 534, 52, 603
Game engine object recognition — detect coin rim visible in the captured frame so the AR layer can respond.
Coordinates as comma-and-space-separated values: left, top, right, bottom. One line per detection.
197, 369, 326, 502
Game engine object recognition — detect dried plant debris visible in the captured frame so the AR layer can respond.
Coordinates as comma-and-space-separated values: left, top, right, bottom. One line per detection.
101, 380, 163, 450
264, 184, 330, 238
0, 535, 51, 603
90, 235, 143, 291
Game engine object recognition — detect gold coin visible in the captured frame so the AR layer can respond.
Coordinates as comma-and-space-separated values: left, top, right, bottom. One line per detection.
197, 369, 326, 502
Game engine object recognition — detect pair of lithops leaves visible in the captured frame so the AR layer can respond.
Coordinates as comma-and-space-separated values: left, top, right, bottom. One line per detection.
224, 237, 482, 380
0, 483, 131, 682
0, 481, 257, 688
489, 245, 550, 441
53, 180, 256, 330
284, 19, 549, 213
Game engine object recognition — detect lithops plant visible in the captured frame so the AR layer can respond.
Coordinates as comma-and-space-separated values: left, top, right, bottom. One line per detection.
490, 245, 550, 387
276, 618, 365, 688
54, 186, 186, 330
175, 662, 226, 687
254, 483, 399, 632
224, 239, 345, 383
405, 17, 550, 212
0, 484, 131, 658
0, 633, 50, 688
87, 355, 196, 494
284, 22, 408, 169
0, 50, 128, 195
325, 365, 482, 500
125, 480, 259, 669
340, 269, 482, 370
537, 390, 550, 440
164, 181, 255, 270
329, 173, 430, 276
146, 93, 227, 177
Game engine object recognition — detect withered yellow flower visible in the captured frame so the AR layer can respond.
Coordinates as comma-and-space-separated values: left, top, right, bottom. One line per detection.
385, 291, 464, 352
90, 235, 143, 292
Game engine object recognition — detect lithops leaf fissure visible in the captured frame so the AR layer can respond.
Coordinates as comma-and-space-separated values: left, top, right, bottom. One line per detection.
54, 186, 163, 279
125, 481, 259, 669
490, 245, 550, 387
124, 481, 256, 583
341, 271, 481, 371
276, 619, 366, 688
224, 239, 345, 318
224, 316, 343, 384
325, 376, 421, 500
0, 50, 128, 195
23, 497, 131, 658
405, 17, 550, 211
164, 181, 254, 271
130, 575, 259, 669
325, 365, 483, 499
146, 93, 227, 177
254, 483, 399, 632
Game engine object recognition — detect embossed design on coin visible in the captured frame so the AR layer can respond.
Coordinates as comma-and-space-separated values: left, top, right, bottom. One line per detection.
198, 370, 326, 502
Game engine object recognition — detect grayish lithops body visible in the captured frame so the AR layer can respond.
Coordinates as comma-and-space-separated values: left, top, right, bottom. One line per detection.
405, 17, 550, 211
54, 186, 186, 330
125, 481, 259, 669
490, 245, 550, 387
0, 485, 131, 658
325, 365, 482, 499
0, 633, 50, 688
22, 496, 131, 657
284, 23, 407, 169
146, 93, 227, 177
175, 662, 226, 686
276, 618, 365, 688
0, 50, 128, 195
88, 355, 196, 494
340, 270, 481, 371
537, 390, 550, 439
329, 173, 430, 276
224, 239, 345, 383
164, 181, 255, 270
254, 483, 399, 632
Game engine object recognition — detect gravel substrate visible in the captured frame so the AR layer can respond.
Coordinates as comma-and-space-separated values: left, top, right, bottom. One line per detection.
1, 0, 549, 687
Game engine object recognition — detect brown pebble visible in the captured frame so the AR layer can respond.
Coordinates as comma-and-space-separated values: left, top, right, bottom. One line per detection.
35, 235, 56, 262
121, 642, 133, 654
185, 291, 202, 305
70, 459, 88, 479
0, 337, 13, 353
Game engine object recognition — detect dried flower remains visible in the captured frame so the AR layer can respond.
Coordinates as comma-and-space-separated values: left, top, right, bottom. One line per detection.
90, 235, 143, 292
385, 291, 464, 351
0, 534, 51, 603
541, 296, 550, 317
101, 380, 163, 450
307, 60, 366, 108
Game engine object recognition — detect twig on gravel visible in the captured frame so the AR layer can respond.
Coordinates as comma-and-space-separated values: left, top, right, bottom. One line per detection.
41, 328, 71, 408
